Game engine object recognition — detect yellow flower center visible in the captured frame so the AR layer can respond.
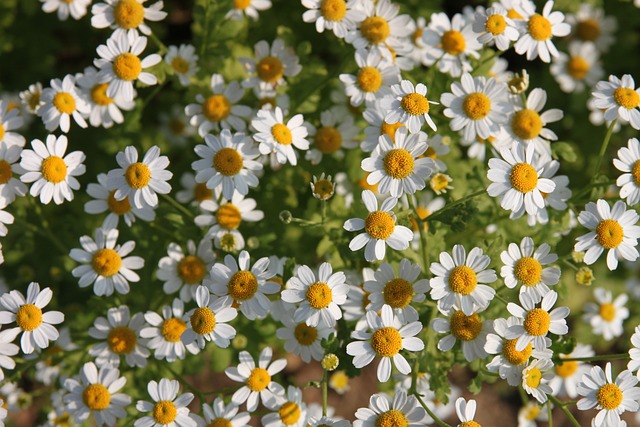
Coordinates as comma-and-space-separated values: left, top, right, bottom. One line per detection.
247, 367, 271, 392
171, 57, 190, 74
360, 16, 390, 44
114, 0, 145, 29
401, 93, 430, 116
27, 92, 42, 111
194, 183, 213, 202
511, 109, 543, 140
177, 255, 207, 284
213, 147, 243, 176
107, 325, 137, 354
161, 317, 187, 342
502, 339, 532, 365
306, 282, 333, 309
216, 203, 242, 230
208, 418, 233, 427
153, 400, 178, 425
53, 92, 76, 114
383, 278, 413, 308
576, 18, 600, 42
313, 179, 334, 199
459, 422, 481, 427
108, 191, 132, 214
203, 94, 231, 122
113, 53, 142, 81
125, 162, 151, 189
329, 371, 349, 390
272, 123, 293, 145
510, 162, 538, 193
279, 401, 301, 425
410, 207, 430, 232
365, 210, 395, 240
16, 303, 43, 331
380, 122, 404, 142
514, 257, 542, 286
595, 219, 624, 249
599, 303, 616, 322
92, 248, 123, 277
357, 66, 383, 93
528, 14, 552, 41
0, 124, 4, 141
191, 307, 216, 335
53, 412, 71, 426
375, 410, 408, 427
0, 160, 12, 184
555, 360, 578, 378
507, 8, 523, 20
441, 30, 466, 55
370, 326, 402, 357
485, 14, 507, 35
383, 148, 415, 179
257, 56, 285, 84
523, 308, 551, 336
567, 56, 590, 80
632, 160, 640, 186
448, 265, 478, 295
525, 367, 542, 388
315, 127, 342, 154
91, 83, 114, 106
462, 92, 492, 120
234, 0, 251, 9
320, 0, 347, 21
294, 322, 318, 345
82, 384, 111, 411
450, 311, 483, 341
41, 156, 67, 184
358, 173, 379, 192
524, 405, 540, 421
228, 270, 258, 301
613, 87, 640, 110
430, 173, 450, 192
596, 383, 623, 410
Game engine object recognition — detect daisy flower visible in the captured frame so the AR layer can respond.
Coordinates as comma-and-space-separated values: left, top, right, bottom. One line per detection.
441, 73, 512, 141
201, 398, 250, 427
628, 326, 640, 377
343, 190, 413, 262
88, 305, 150, 368
431, 307, 492, 362
165, 44, 198, 86
422, 12, 482, 77
522, 358, 554, 403
364, 258, 428, 323
226, 0, 271, 21
63, 362, 131, 426
181, 285, 237, 349
454, 398, 480, 426
549, 343, 594, 398
0, 329, 19, 381
614, 137, 640, 206
157, 239, 215, 303
514, 1, 570, 63
591, 74, 640, 130
192, 129, 262, 200
84, 173, 156, 229
566, 4, 617, 52
583, 288, 629, 340
252, 106, 309, 166
577, 363, 640, 427
141, 299, 200, 362
240, 39, 302, 91
550, 42, 603, 93
185, 74, 252, 137
19, 82, 44, 115
208, 250, 280, 320
353, 390, 425, 427
276, 316, 333, 363
40, 0, 91, 20
94, 32, 162, 103
310, 173, 336, 200
361, 99, 406, 152
0, 144, 26, 205
346, 305, 424, 382
487, 141, 556, 216
76, 66, 135, 128
329, 370, 350, 394
574, 199, 640, 270
195, 192, 263, 245
91, 0, 167, 38
505, 290, 569, 351
381, 80, 437, 133
160, 105, 196, 146
0, 101, 25, 147
37, 75, 90, 132
339, 49, 399, 107
176, 172, 216, 207
106, 145, 172, 209
429, 245, 497, 316
69, 227, 144, 296
135, 378, 197, 427
473, 5, 519, 50
262, 386, 308, 427
361, 127, 434, 198
302, 0, 365, 38
305, 108, 359, 165
500, 237, 561, 300
225, 347, 286, 412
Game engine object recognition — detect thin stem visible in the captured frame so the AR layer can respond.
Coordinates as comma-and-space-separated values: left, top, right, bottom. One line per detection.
548, 395, 581, 427
590, 119, 618, 187
413, 393, 452, 427
560, 353, 628, 362
161, 194, 195, 219
426, 190, 485, 223
408, 197, 428, 271
321, 200, 327, 225
548, 401, 553, 427
321, 369, 328, 417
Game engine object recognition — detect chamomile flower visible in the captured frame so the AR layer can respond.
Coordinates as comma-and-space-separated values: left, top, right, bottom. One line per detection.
522, 358, 554, 403
382, 80, 437, 133
181, 286, 237, 349
40, 0, 91, 20
454, 398, 480, 426
106, 145, 172, 209
0, 145, 26, 205
550, 42, 602, 94
431, 307, 492, 362
628, 326, 640, 377
252, 107, 309, 166
160, 105, 196, 145
88, 305, 150, 368
91, 0, 167, 38
76, 66, 135, 128
276, 317, 333, 363
361, 127, 434, 198
566, 4, 617, 52
577, 363, 640, 427
165, 44, 198, 86
240, 39, 302, 91
0, 329, 19, 381
583, 288, 629, 341
302, 0, 365, 38
185, 74, 252, 137
441, 73, 512, 141
305, 108, 359, 165
141, 299, 199, 362
38, 75, 90, 132
549, 343, 594, 398
176, 172, 215, 206
69, 227, 144, 296
310, 173, 335, 200
135, 378, 197, 427
500, 237, 560, 299
195, 192, 263, 243
346, 305, 424, 382
226, 0, 271, 21
514, 1, 570, 63
339, 50, 400, 106
201, 398, 250, 427
591, 74, 640, 130
225, 347, 286, 412
353, 390, 425, 427
614, 137, 640, 206
192, 129, 262, 200
157, 239, 215, 302
0, 101, 25, 147
94, 32, 162, 103
63, 362, 131, 426
262, 386, 308, 427
505, 290, 569, 351
574, 199, 640, 270
19, 82, 44, 115
343, 190, 413, 262
473, 5, 519, 50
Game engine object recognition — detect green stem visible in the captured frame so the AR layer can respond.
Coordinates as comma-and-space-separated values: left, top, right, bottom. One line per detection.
426, 190, 485, 223
321, 200, 327, 225
148, 31, 168, 54
548, 395, 581, 427
408, 197, 428, 271
414, 393, 452, 427
321, 368, 328, 417
590, 119, 617, 187
548, 400, 553, 427
161, 194, 195, 219
560, 353, 628, 362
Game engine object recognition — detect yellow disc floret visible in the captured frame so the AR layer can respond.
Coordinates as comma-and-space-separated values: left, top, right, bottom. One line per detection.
294, 322, 318, 345
234, 0, 251, 9
523, 308, 551, 336
0, 160, 12, 184
555, 360, 578, 378
257, 56, 284, 84
441, 30, 466, 55
511, 109, 543, 140
528, 14, 552, 41
82, 384, 111, 411
217, 203, 242, 230
631, 160, 640, 186
463, 92, 492, 120
485, 14, 507, 35
567, 57, 590, 80
279, 401, 301, 425
113, 53, 142, 81
107, 326, 137, 354
306, 282, 333, 309
177, 255, 206, 284
228, 270, 258, 301
92, 248, 123, 277
125, 162, 151, 189
450, 311, 483, 341
365, 210, 395, 240
383, 278, 413, 308
380, 122, 404, 142
203, 95, 231, 122
595, 219, 624, 249
320, 0, 347, 21
401, 93, 430, 116
510, 162, 538, 193
213, 147, 243, 176
208, 418, 233, 427
448, 266, 478, 295
360, 16, 390, 44
113, 0, 145, 29
613, 87, 640, 110
383, 148, 415, 179
597, 383, 623, 410
191, 307, 216, 335
247, 367, 271, 391
272, 123, 293, 145
153, 400, 178, 425
502, 339, 532, 366
161, 318, 187, 343
525, 367, 542, 388
91, 83, 114, 106
171, 57, 190, 74
576, 19, 600, 42
375, 410, 408, 427
315, 127, 343, 154
357, 66, 383, 93
53, 92, 76, 114
41, 156, 67, 184
108, 191, 132, 214
459, 422, 481, 427
194, 183, 213, 202
514, 257, 542, 286
16, 304, 43, 332
370, 327, 402, 357
599, 303, 616, 322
